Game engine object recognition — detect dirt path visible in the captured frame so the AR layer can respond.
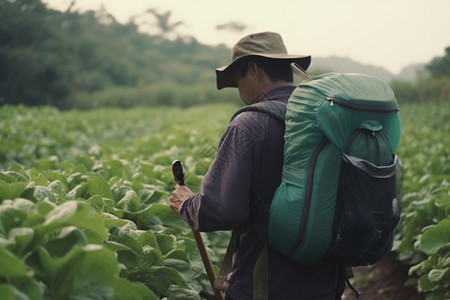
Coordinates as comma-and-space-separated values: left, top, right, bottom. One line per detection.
343, 252, 427, 300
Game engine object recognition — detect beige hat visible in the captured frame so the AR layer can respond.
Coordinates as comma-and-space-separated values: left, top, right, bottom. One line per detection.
215, 31, 311, 90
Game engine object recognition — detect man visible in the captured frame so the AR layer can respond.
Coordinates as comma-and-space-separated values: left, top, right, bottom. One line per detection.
170, 32, 345, 299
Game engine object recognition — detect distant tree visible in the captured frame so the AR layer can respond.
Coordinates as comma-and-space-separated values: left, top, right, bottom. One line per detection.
426, 46, 450, 78
216, 22, 247, 33
148, 9, 183, 36
94, 4, 116, 25
131, 8, 185, 40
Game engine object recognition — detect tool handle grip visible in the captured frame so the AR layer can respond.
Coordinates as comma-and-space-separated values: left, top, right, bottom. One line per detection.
172, 160, 185, 185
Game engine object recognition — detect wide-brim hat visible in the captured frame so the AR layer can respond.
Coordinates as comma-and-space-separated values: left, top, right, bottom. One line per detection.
216, 31, 311, 90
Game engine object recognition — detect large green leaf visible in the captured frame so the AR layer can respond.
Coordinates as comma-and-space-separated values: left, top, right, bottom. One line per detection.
7, 227, 34, 256
167, 284, 201, 300
113, 278, 157, 300
0, 284, 30, 300
103, 159, 132, 180
33, 185, 57, 203
161, 258, 202, 286
38, 244, 119, 300
0, 181, 27, 202
418, 273, 433, 292
0, 171, 29, 183
129, 203, 188, 231
44, 226, 88, 257
6, 277, 43, 300
137, 230, 158, 249
0, 202, 27, 235
129, 266, 189, 296
136, 187, 168, 204
419, 219, 450, 255
428, 268, 450, 283
101, 212, 130, 229
39, 201, 107, 243
115, 190, 141, 212
154, 231, 176, 255
75, 175, 114, 199
105, 240, 141, 268
0, 246, 28, 278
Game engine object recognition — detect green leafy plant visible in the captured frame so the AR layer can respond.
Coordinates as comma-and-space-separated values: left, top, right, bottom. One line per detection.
1, 101, 448, 299
0, 104, 236, 299
395, 102, 450, 299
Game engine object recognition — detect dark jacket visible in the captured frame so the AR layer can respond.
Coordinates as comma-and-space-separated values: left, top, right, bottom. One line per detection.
180, 85, 343, 299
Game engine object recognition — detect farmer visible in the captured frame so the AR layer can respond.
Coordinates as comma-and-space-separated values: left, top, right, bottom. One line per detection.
169, 31, 345, 299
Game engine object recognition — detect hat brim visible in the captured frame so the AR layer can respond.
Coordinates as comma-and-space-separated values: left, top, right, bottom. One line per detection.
215, 54, 311, 90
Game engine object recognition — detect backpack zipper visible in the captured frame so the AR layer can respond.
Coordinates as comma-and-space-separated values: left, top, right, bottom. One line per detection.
327, 97, 399, 113
345, 128, 393, 155
286, 136, 329, 258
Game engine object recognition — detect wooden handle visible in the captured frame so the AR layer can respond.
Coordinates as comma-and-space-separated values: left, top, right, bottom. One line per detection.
172, 160, 224, 299
192, 229, 224, 300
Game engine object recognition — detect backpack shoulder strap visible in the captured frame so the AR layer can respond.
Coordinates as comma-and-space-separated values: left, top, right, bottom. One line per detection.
217, 101, 286, 298
214, 225, 248, 291
230, 101, 287, 123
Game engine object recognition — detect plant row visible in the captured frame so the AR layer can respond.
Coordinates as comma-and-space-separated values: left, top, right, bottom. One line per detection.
0, 103, 236, 299
394, 102, 450, 300
0, 101, 449, 299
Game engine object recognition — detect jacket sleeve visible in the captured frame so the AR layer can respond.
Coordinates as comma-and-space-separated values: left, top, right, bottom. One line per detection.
179, 120, 257, 231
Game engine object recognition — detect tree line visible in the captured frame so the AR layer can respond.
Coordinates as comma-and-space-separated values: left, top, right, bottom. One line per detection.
0, 0, 449, 109
0, 0, 238, 109
390, 46, 450, 103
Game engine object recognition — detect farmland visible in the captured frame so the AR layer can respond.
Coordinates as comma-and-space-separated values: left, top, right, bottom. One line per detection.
0, 101, 449, 300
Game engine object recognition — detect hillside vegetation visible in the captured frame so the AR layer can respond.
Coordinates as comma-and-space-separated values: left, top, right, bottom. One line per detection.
0, 0, 236, 109
1, 0, 449, 109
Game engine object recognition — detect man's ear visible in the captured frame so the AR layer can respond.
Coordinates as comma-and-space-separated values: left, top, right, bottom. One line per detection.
248, 61, 258, 78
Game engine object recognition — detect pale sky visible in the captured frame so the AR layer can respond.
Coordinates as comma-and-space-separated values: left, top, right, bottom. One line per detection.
44, 0, 450, 74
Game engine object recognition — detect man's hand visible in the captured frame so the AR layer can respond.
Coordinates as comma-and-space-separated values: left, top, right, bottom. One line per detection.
169, 184, 194, 214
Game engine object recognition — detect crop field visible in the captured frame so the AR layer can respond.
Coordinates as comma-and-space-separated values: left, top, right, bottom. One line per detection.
0, 101, 449, 300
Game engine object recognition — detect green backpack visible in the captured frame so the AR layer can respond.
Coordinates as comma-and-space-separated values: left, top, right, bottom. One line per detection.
266, 72, 402, 267
217, 72, 402, 299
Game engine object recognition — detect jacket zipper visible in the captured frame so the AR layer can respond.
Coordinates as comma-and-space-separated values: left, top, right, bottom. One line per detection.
327, 97, 399, 113
286, 136, 329, 258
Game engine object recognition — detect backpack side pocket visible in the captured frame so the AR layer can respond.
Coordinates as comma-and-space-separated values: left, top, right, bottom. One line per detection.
325, 124, 402, 266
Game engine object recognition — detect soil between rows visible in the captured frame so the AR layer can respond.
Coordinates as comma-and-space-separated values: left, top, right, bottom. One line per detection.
201, 252, 427, 299
343, 252, 427, 300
